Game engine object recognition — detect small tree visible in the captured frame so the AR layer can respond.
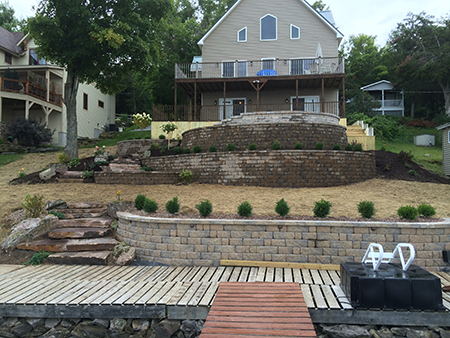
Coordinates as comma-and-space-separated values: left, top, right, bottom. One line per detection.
133, 112, 152, 138
160, 122, 178, 149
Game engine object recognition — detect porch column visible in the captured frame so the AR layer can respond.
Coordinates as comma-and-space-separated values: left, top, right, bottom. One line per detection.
295, 79, 299, 111
381, 88, 385, 115
321, 78, 325, 112
223, 82, 226, 120
46, 69, 50, 103
25, 100, 30, 119
342, 78, 346, 118
256, 82, 260, 111
174, 83, 177, 121
194, 81, 197, 121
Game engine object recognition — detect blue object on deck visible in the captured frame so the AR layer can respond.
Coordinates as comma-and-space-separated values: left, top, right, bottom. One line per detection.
257, 69, 277, 76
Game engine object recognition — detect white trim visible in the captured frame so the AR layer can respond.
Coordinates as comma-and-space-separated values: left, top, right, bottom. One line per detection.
260, 14, 278, 41
237, 27, 247, 42
218, 97, 247, 120
448, 130, 450, 144
290, 24, 300, 39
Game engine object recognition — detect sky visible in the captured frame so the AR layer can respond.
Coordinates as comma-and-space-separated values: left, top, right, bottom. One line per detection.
9, 0, 450, 46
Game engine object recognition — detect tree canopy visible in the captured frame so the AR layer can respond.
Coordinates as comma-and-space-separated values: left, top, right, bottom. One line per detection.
0, 2, 26, 32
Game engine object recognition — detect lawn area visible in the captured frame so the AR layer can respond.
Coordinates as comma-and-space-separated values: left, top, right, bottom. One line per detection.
0, 153, 25, 168
86, 127, 153, 148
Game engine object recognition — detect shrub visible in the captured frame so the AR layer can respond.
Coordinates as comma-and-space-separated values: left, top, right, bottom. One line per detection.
49, 211, 65, 219
380, 144, 386, 151
345, 144, 353, 151
332, 144, 341, 150
272, 140, 281, 150
313, 199, 332, 218
173, 146, 183, 154
294, 141, 303, 149
82, 170, 94, 179
196, 200, 213, 217
397, 205, 419, 220
409, 170, 418, 176
22, 194, 46, 218
357, 201, 376, 219
208, 146, 217, 152
159, 134, 166, 139
193, 145, 202, 153
141, 166, 152, 171
67, 158, 81, 168
184, 148, 191, 154
180, 169, 193, 183
398, 150, 414, 164
57, 152, 69, 164
353, 143, 363, 152
8, 117, 54, 146
143, 198, 158, 213
226, 143, 236, 151
150, 143, 160, 150
23, 251, 51, 266
238, 201, 253, 217
248, 143, 256, 150
166, 197, 180, 214
134, 194, 146, 210
275, 198, 290, 217
417, 204, 436, 217
315, 142, 324, 150
369, 115, 401, 141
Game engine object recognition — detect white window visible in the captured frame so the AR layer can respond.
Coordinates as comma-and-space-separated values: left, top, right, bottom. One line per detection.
238, 27, 247, 42
260, 14, 277, 41
291, 24, 300, 39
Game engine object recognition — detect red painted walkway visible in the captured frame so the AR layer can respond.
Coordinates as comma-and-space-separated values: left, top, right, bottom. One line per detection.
199, 282, 316, 338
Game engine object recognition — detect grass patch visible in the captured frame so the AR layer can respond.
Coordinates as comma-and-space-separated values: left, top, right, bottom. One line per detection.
80, 127, 153, 148
0, 154, 25, 168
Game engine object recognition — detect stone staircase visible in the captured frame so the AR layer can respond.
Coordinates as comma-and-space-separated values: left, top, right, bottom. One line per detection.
17, 202, 119, 265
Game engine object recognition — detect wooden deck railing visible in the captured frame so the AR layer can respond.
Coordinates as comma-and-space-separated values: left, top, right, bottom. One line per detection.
153, 102, 341, 121
175, 57, 344, 79
0, 76, 62, 107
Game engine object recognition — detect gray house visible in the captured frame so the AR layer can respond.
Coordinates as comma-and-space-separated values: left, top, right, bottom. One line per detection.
155, 0, 346, 121
437, 123, 450, 176
361, 80, 404, 117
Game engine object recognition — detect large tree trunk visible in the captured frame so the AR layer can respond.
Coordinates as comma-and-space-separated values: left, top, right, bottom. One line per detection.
438, 80, 450, 116
64, 70, 80, 159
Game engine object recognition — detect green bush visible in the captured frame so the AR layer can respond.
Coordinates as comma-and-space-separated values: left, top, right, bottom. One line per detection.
397, 205, 419, 220
184, 148, 191, 154
196, 200, 213, 217
313, 199, 332, 218
193, 145, 202, 153
159, 134, 166, 139
272, 140, 281, 150
143, 198, 158, 213
226, 143, 236, 151
315, 142, 324, 150
141, 166, 152, 171
67, 158, 81, 168
294, 141, 303, 149
166, 197, 180, 214
134, 194, 146, 210
57, 152, 69, 164
248, 143, 257, 150
180, 169, 193, 183
369, 115, 401, 141
275, 198, 290, 217
417, 204, 436, 217
22, 194, 46, 218
82, 170, 94, 179
332, 144, 341, 150
23, 251, 51, 266
398, 150, 413, 163
357, 201, 376, 219
173, 146, 183, 154
353, 143, 363, 152
150, 143, 160, 150
409, 170, 418, 176
345, 144, 353, 151
49, 211, 65, 219
208, 146, 217, 152
238, 201, 253, 217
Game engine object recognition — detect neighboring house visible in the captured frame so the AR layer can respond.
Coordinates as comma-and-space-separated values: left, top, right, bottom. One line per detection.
437, 123, 450, 176
154, 0, 345, 121
361, 80, 404, 117
0, 26, 115, 146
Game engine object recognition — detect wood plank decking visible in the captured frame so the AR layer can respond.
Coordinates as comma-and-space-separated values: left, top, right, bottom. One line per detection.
200, 282, 316, 338
0, 264, 449, 325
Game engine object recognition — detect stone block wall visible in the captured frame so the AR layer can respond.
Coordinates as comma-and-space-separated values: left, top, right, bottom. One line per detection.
116, 139, 169, 157
181, 123, 348, 152
117, 212, 450, 271
142, 150, 375, 188
95, 171, 179, 185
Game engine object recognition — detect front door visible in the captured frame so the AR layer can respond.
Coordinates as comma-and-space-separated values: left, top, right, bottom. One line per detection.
218, 98, 246, 119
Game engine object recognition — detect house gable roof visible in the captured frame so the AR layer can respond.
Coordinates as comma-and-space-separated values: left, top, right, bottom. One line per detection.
361, 80, 395, 91
437, 122, 450, 130
197, 0, 343, 47
0, 26, 27, 56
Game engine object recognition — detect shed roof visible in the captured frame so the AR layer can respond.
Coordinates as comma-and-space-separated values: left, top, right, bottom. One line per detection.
437, 122, 450, 130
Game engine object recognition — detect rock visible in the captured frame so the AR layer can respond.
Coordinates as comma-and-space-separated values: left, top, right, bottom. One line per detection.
153, 319, 181, 338
0, 215, 58, 251
0, 328, 15, 338
71, 322, 110, 337
424, 154, 431, 157
95, 152, 111, 163
110, 318, 127, 333
438, 330, 450, 338
47, 199, 68, 210
180, 320, 203, 338
377, 327, 395, 338
92, 319, 110, 329
115, 246, 136, 266
370, 329, 381, 338
142, 150, 151, 159
107, 201, 132, 219
391, 327, 408, 336
5, 318, 19, 328
406, 329, 439, 338
44, 319, 61, 329
26, 318, 45, 329
321, 324, 370, 338
132, 320, 149, 332
11, 322, 33, 336
39, 167, 56, 181
50, 163, 68, 174
27, 325, 50, 337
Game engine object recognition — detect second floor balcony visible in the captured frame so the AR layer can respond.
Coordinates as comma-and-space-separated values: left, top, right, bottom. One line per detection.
175, 57, 344, 80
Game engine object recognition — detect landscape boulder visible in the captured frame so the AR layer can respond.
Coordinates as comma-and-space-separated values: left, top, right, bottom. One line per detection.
47, 199, 68, 210
39, 167, 56, 181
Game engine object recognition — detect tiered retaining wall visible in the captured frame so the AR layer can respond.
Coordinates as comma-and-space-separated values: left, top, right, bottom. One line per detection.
95, 171, 179, 185
117, 212, 450, 271
142, 150, 375, 188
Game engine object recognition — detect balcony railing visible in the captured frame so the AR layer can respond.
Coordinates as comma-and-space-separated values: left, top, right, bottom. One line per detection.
153, 102, 340, 121
376, 99, 403, 108
175, 57, 344, 80
0, 73, 62, 107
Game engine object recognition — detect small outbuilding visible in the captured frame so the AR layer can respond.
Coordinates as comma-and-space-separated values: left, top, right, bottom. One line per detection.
437, 123, 450, 176
414, 134, 435, 147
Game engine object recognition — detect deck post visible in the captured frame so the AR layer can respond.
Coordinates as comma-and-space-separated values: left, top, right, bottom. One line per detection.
223, 82, 226, 120
342, 77, 346, 118
174, 83, 177, 121
321, 78, 325, 112
296, 79, 299, 111
194, 81, 197, 121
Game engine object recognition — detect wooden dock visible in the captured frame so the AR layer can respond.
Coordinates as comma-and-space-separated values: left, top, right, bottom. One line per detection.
0, 264, 449, 326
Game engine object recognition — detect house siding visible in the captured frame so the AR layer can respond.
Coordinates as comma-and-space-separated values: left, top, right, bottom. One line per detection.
201, 0, 339, 63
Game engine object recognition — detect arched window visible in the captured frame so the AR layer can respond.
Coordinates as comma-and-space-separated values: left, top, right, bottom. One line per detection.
260, 14, 277, 41
238, 27, 247, 42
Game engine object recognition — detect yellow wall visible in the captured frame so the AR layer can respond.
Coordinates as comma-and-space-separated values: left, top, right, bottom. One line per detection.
152, 121, 219, 139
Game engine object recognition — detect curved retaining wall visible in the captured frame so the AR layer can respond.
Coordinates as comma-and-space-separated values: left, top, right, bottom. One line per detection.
117, 212, 450, 271
142, 150, 375, 188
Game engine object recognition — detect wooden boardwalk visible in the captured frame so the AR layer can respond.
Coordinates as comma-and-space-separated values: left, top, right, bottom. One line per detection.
0, 264, 449, 325
200, 282, 316, 338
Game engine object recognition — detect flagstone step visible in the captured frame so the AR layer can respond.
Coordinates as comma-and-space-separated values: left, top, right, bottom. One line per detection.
63, 208, 107, 214
48, 227, 113, 239
47, 251, 112, 265
58, 218, 113, 228
17, 237, 120, 252
63, 212, 107, 219
67, 202, 104, 209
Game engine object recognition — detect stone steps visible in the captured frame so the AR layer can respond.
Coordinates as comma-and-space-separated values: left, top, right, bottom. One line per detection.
58, 218, 112, 228
47, 251, 113, 265
63, 208, 107, 214
63, 212, 107, 219
17, 237, 120, 252
48, 227, 113, 239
